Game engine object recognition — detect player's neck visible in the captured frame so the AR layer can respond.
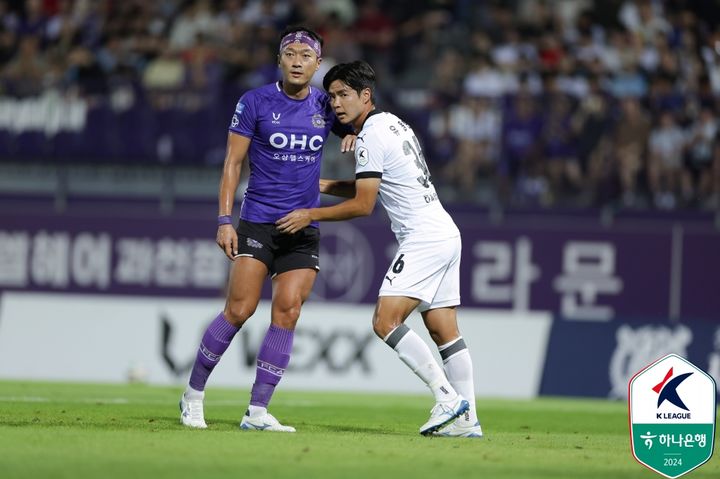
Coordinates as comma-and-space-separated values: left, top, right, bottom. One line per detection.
353, 105, 376, 131
280, 81, 311, 100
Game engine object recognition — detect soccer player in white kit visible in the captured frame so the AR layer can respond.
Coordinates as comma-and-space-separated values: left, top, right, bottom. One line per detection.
276, 61, 483, 437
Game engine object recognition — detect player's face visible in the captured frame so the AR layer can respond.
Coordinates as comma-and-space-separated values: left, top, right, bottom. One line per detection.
327, 80, 370, 128
278, 43, 320, 87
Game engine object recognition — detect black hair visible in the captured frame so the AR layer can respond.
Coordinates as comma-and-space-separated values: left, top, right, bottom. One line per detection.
322, 61, 376, 102
279, 25, 324, 49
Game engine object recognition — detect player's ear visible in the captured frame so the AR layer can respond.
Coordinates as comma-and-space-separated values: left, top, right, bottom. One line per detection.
362, 88, 371, 104
316, 57, 322, 70
277, 54, 281, 66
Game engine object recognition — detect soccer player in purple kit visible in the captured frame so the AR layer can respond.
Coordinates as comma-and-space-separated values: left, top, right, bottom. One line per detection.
179, 26, 355, 432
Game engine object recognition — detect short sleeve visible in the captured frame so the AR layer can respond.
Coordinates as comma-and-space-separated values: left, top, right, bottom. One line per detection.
229, 93, 257, 138
354, 130, 383, 179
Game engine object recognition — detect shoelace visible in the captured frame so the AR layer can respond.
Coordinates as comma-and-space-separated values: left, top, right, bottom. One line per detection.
188, 400, 204, 421
430, 403, 452, 416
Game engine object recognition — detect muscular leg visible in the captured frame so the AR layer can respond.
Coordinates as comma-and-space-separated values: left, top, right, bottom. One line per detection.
248, 268, 316, 411
373, 296, 460, 405
181, 258, 267, 428
421, 306, 459, 346
271, 268, 317, 329
423, 307, 479, 427
224, 257, 268, 327
188, 257, 267, 393
372, 295, 420, 339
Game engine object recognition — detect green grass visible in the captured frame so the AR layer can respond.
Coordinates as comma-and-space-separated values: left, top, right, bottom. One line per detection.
0, 381, 717, 479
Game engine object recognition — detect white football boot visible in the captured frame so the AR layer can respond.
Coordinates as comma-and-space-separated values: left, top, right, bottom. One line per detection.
179, 393, 207, 429
419, 395, 469, 436
433, 419, 484, 438
240, 411, 296, 432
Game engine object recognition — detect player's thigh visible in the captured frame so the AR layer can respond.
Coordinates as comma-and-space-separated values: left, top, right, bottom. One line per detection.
271, 267, 318, 325
269, 225, 320, 320
225, 257, 269, 324
372, 295, 421, 338
422, 236, 462, 312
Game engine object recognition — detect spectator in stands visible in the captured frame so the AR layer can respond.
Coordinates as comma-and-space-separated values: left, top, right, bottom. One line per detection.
44, 0, 78, 46
2, 35, 46, 97
571, 82, 612, 204
442, 94, 500, 201
0, 21, 17, 73
683, 107, 718, 206
712, 137, 720, 208
542, 79, 581, 204
0, 0, 719, 212
647, 111, 686, 209
169, 0, 218, 52
613, 97, 651, 207
499, 92, 543, 204
16, 0, 47, 38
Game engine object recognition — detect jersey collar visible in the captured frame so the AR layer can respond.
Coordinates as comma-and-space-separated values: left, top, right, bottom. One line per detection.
276, 81, 312, 100
360, 108, 383, 130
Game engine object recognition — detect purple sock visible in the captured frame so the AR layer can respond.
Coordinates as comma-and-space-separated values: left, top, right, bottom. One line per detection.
188, 312, 239, 391
250, 324, 294, 408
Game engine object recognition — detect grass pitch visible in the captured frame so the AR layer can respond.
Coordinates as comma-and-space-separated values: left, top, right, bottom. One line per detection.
0, 381, 717, 479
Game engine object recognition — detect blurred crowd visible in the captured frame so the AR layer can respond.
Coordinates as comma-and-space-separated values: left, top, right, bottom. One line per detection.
1, 0, 720, 210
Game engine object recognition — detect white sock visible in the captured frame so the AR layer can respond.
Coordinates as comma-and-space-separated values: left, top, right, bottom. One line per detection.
247, 404, 267, 418
184, 385, 204, 400
439, 337, 478, 424
385, 324, 457, 403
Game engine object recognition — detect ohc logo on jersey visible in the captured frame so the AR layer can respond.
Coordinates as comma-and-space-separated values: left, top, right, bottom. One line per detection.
629, 354, 716, 478
269, 133, 324, 151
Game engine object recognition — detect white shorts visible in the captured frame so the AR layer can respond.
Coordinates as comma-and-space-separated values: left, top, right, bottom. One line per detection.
379, 235, 461, 312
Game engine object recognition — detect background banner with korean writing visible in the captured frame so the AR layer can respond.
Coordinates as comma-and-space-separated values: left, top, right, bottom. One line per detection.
541, 319, 720, 400
1, 210, 718, 322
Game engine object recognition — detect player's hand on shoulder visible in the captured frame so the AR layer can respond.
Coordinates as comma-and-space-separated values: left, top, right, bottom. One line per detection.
216, 224, 238, 260
276, 209, 311, 234
340, 134, 356, 153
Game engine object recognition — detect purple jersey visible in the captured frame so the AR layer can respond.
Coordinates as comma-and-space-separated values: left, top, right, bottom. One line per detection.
229, 81, 347, 225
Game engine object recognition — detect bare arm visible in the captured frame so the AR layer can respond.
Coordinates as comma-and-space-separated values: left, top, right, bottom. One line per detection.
276, 178, 381, 234
216, 132, 252, 259
320, 178, 357, 198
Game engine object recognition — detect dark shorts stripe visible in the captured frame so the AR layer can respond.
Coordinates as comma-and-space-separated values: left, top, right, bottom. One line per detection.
440, 338, 467, 361
385, 323, 410, 349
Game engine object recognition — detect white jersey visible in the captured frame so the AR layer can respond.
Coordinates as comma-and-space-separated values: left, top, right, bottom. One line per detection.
354, 111, 459, 244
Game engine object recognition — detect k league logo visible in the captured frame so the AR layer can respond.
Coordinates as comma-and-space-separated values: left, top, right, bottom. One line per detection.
629, 354, 716, 478
654, 367, 692, 414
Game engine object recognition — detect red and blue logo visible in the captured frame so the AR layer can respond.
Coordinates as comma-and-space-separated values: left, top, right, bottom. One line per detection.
653, 367, 693, 411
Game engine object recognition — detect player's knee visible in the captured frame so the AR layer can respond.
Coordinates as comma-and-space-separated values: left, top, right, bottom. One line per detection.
372, 314, 397, 339
224, 302, 256, 327
426, 324, 459, 346
272, 299, 302, 329
426, 329, 442, 346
